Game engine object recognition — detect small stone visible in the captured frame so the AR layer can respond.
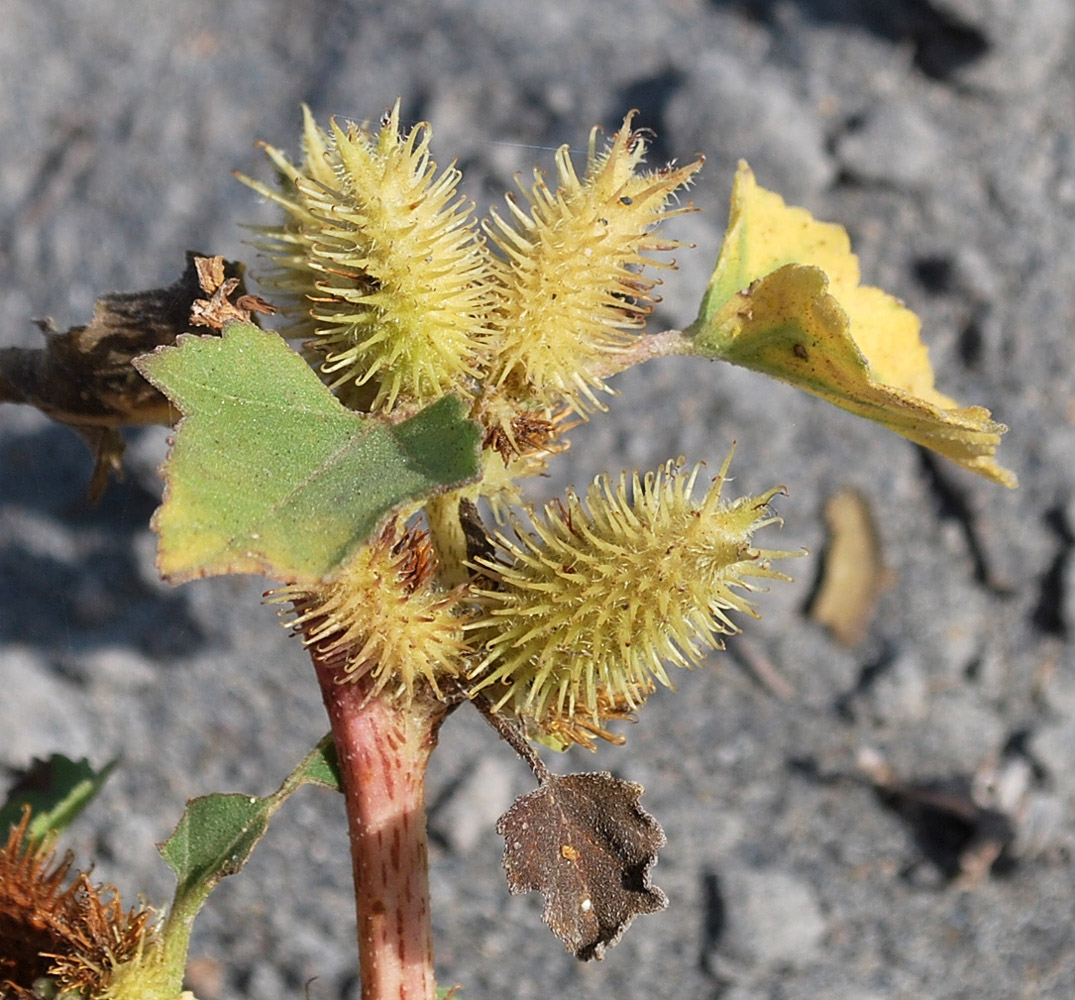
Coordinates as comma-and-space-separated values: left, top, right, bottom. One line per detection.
431, 755, 515, 855
925, 0, 1075, 94
927, 696, 1007, 772
867, 652, 930, 724
1015, 792, 1073, 858
1030, 717, 1075, 803
835, 101, 947, 189
714, 866, 827, 969
1040, 660, 1075, 718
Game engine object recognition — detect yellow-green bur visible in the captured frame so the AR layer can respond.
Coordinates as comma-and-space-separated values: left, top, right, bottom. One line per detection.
135, 321, 481, 586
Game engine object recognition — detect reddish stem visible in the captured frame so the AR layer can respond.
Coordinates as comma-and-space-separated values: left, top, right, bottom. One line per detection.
314, 662, 445, 1000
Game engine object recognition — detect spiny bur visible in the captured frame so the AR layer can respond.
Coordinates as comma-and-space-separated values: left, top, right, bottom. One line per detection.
483, 112, 703, 420
268, 521, 467, 701
465, 453, 799, 747
238, 101, 498, 415
0, 812, 164, 1000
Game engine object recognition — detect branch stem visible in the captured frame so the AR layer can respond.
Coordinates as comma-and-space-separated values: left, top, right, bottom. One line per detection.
589, 328, 692, 380
471, 693, 551, 785
314, 662, 445, 1000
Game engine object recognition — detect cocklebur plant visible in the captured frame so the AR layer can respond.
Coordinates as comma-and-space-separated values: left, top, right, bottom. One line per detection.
0, 103, 1015, 1000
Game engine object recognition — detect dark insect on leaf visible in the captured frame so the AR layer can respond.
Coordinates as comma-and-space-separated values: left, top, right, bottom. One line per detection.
496, 771, 667, 960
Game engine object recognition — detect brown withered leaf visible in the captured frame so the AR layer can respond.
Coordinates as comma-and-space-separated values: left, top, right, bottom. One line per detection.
459, 497, 497, 567
0, 253, 253, 500
808, 488, 893, 646
496, 771, 667, 960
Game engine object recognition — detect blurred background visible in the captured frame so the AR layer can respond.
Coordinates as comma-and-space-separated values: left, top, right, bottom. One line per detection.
2, 2, 1074, 998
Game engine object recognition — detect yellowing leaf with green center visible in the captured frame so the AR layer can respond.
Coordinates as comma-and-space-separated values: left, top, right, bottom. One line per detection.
685, 162, 1016, 487
134, 322, 481, 584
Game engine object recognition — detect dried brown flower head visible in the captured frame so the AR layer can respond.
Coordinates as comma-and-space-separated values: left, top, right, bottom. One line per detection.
0, 812, 157, 1000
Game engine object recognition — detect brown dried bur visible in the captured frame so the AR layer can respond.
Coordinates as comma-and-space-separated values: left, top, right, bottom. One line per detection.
496, 771, 667, 960
0, 253, 268, 500
809, 488, 894, 646
0, 811, 156, 999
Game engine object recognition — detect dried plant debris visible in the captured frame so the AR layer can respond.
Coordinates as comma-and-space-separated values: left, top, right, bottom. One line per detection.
189, 255, 274, 330
0, 252, 255, 500
809, 488, 893, 646
857, 747, 1017, 885
496, 770, 667, 960
0, 811, 157, 999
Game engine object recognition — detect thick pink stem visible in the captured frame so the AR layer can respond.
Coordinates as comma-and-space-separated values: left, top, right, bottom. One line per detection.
315, 664, 443, 1000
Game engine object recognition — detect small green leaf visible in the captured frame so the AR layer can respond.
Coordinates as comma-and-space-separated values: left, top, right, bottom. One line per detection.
155, 791, 272, 990
134, 321, 482, 585
281, 733, 342, 794
0, 755, 117, 845
159, 793, 269, 905
157, 734, 344, 963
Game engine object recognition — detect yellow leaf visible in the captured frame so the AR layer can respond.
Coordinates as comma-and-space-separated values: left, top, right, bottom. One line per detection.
688, 163, 1016, 488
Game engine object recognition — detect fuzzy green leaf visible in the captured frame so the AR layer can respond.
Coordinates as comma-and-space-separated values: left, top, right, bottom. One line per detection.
159, 792, 270, 911
134, 321, 482, 585
158, 734, 343, 966
287, 733, 342, 792
0, 755, 117, 845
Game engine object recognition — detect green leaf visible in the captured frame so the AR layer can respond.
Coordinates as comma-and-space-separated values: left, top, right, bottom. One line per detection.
160, 735, 342, 907
159, 792, 270, 905
157, 735, 343, 973
280, 733, 342, 794
0, 755, 117, 845
134, 321, 482, 585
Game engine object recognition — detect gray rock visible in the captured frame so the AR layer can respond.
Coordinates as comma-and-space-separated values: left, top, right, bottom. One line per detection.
1040, 657, 1075, 718
836, 101, 948, 190
1031, 716, 1075, 802
714, 865, 827, 969
1015, 792, 1073, 858
430, 754, 516, 855
927, 0, 1075, 94
925, 694, 1007, 773
867, 651, 930, 724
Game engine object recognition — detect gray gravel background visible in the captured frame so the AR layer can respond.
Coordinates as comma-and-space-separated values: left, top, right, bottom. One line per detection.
2, 2, 1075, 998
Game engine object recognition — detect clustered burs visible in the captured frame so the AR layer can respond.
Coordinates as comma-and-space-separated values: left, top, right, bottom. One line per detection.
244, 104, 793, 748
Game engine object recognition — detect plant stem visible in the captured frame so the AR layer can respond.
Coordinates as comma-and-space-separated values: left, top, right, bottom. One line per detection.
314, 662, 445, 1000
423, 493, 469, 587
